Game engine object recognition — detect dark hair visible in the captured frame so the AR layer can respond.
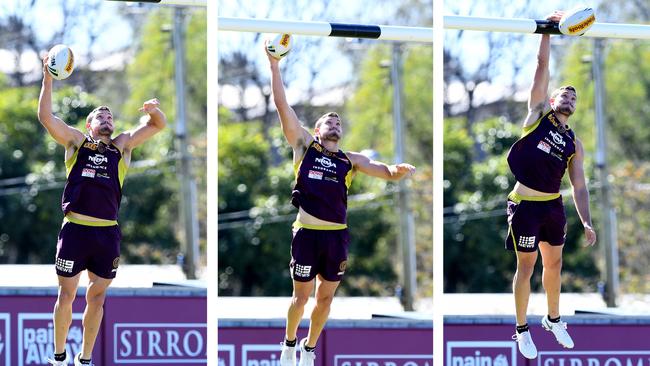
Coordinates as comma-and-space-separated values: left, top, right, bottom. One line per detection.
314, 112, 340, 129
86, 106, 112, 126
550, 85, 577, 100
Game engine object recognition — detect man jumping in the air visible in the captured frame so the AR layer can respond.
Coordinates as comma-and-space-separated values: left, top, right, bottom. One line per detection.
506, 11, 597, 360
265, 48, 416, 366
38, 55, 167, 366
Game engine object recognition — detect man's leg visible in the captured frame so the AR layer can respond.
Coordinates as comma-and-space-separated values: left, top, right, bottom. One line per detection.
54, 274, 81, 355
305, 275, 339, 348
285, 279, 314, 342
513, 250, 538, 326
80, 271, 112, 360
539, 242, 563, 319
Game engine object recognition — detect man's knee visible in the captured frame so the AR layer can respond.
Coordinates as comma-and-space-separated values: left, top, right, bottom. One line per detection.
315, 292, 335, 307
515, 260, 536, 279
86, 289, 107, 309
292, 291, 310, 308
57, 287, 77, 308
543, 256, 562, 272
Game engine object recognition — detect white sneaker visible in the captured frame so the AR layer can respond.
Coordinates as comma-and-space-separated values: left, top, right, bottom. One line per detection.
47, 354, 68, 365
298, 338, 316, 366
280, 340, 297, 366
74, 353, 94, 366
512, 330, 538, 359
542, 316, 575, 348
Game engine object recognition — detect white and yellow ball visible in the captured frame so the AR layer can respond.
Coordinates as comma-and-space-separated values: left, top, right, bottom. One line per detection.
559, 7, 596, 36
47, 44, 75, 80
266, 34, 293, 59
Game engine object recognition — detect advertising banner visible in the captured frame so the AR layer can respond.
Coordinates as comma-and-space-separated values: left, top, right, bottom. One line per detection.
219, 320, 433, 366
0, 290, 206, 366
445, 316, 650, 366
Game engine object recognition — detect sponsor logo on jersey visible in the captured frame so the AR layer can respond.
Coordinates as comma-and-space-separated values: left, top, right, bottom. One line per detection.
316, 156, 337, 169
537, 141, 551, 154
82, 168, 96, 178
89, 154, 108, 165
549, 130, 566, 146
308, 170, 323, 180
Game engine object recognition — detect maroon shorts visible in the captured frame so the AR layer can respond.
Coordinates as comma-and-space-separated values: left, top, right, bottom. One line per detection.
505, 195, 567, 253
289, 227, 350, 282
55, 221, 121, 279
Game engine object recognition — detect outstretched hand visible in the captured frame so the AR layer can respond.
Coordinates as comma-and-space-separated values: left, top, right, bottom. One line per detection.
583, 224, 597, 247
139, 98, 161, 114
393, 163, 416, 179
42, 56, 52, 82
546, 10, 564, 23
264, 41, 281, 66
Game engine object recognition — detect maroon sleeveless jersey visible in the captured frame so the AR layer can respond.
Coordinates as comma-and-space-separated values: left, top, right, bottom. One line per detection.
62, 137, 127, 220
507, 109, 577, 193
291, 140, 354, 223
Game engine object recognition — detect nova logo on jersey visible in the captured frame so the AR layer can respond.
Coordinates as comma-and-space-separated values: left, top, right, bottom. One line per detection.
89, 154, 108, 165
315, 157, 337, 169
548, 131, 566, 146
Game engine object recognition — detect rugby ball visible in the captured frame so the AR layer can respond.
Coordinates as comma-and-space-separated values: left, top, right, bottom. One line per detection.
559, 7, 596, 36
266, 34, 292, 59
47, 44, 75, 80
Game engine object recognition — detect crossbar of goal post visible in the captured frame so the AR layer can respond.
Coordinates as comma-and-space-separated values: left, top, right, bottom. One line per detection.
444, 15, 650, 40
106, 0, 207, 6
218, 17, 434, 43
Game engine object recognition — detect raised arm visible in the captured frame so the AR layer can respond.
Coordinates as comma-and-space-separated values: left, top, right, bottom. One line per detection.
524, 12, 564, 127
347, 151, 415, 181
266, 48, 312, 152
113, 98, 166, 153
37, 56, 84, 149
568, 139, 597, 246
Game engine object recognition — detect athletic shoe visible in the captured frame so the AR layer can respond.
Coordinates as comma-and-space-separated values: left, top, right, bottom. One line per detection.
298, 338, 316, 366
47, 354, 68, 365
512, 330, 537, 359
74, 353, 94, 366
542, 316, 575, 348
280, 340, 297, 366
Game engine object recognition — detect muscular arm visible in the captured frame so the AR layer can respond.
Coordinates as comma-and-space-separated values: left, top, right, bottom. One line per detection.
348, 152, 415, 181
37, 57, 84, 149
568, 139, 597, 246
523, 11, 564, 128
113, 98, 167, 153
267, 51, 312, 154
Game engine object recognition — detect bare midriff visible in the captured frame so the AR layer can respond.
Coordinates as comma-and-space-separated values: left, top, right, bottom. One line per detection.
513, 181, 559, 196
297, 207, 343, 226
67, 211, 114, 223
